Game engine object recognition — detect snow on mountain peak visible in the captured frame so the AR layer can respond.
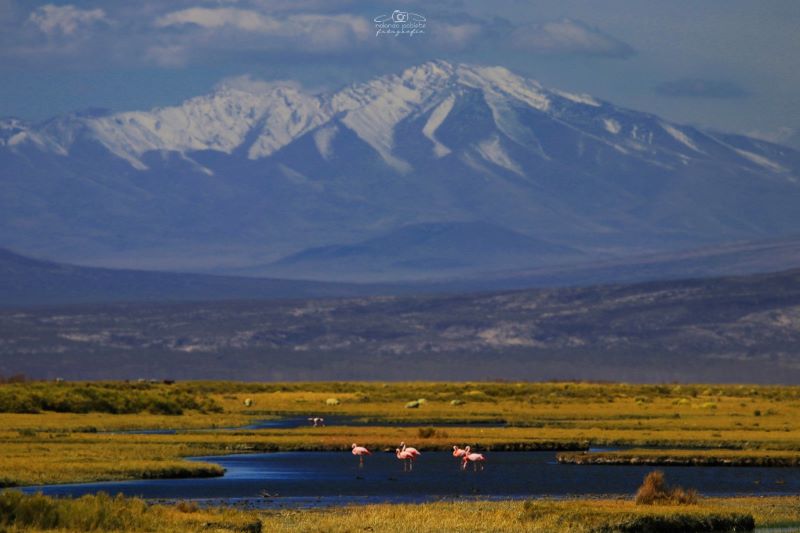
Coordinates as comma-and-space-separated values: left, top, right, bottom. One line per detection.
3, 60, 794, 180
84, 83, 327, 168
455, 64, 549, 111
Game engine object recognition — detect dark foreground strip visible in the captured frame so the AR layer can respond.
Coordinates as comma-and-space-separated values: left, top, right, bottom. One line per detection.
590, 513, 754, 533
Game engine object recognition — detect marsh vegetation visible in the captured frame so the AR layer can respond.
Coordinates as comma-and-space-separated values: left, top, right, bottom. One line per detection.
2, 381, 800, 486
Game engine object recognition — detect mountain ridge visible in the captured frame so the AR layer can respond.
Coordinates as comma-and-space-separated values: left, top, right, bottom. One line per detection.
2, 60, 800, 280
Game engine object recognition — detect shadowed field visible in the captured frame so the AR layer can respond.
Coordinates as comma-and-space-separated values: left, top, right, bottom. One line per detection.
3, 267, 800, 383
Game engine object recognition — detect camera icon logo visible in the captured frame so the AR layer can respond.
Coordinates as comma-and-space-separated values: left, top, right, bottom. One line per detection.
373, 9, 426, 36
391, 10, 409, 23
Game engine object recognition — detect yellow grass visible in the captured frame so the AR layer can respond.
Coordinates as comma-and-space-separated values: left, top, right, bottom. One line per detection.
1, 381, 800, 486
3, 494, 800, 532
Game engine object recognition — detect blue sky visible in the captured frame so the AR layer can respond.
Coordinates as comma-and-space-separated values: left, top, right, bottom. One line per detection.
1, 0, 798, 147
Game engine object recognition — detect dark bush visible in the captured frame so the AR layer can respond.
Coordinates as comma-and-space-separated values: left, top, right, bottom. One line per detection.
417, 427, 436, 438
175, 501, 198, 513
593, 513, 755, 532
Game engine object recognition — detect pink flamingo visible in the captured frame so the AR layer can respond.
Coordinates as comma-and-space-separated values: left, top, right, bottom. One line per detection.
461, 446, 486, 471
395, 448, 416, 471
452, 445, 467, 465
351, 443, 371, 468
400, 442, 421, 458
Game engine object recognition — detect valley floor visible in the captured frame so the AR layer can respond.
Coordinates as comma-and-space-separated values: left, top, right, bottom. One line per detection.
2, 381, 800, 531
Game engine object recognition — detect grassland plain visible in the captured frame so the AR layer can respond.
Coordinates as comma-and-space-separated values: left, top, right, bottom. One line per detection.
2, 381, 800, 531
1, 492, 800, 532
2, 381, 800, 486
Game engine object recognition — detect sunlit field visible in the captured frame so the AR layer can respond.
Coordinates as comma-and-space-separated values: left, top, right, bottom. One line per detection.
1, 492, 800, 532
2, 380, 800, 486
2, 380, 800, 531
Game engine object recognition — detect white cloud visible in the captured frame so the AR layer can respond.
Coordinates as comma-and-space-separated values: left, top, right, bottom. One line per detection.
747, 127, 799, 149
154, 8, 369, 40
144, 44, 191, 68
152, 7, 370, 55
29, 4, 109, 36
433, 23, 482, 50
155, 7, 280, 32
510, 18, 634, 58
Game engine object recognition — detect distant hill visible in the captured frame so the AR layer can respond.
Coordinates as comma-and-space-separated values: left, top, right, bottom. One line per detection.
3, 237, 800, 307
465, 235, 800, 290
0, 248, 385, 307
256, 221, 584, 281
3, 267, 800, 383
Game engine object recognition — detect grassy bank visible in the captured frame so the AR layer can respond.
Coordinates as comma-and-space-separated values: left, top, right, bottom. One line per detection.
558, 449, 800, 467
2, 492, 800, 532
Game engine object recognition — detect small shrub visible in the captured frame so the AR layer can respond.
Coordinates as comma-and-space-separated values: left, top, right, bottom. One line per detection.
175, 501, 198, 513
635, 471, 699, 505
519, 500, 541, 521
754, 409, 761, 417
417, 427, 436, 438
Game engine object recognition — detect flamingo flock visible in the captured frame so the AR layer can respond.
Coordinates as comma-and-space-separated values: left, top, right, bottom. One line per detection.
352, 442, 487, 471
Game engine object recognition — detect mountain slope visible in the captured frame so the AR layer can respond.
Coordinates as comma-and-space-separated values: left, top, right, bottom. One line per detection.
2, 61, 800, 280
0, 248, 386, 307
3, 267, 800, 383
3, 235, 800, 306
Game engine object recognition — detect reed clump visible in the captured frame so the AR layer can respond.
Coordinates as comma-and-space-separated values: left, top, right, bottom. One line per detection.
635, 471, 698, 505
0, 490, 156, 531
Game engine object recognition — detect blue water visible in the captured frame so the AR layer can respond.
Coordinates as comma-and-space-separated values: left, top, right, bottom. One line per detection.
21, 452, 800, 508
114, 416, 510, 435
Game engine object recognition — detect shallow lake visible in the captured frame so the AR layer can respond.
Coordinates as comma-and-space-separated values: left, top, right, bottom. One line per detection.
114, 415, 510, 435
22, 451, 800, 508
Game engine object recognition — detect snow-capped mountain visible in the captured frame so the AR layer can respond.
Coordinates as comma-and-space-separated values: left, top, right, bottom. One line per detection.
2, 60, 800, 280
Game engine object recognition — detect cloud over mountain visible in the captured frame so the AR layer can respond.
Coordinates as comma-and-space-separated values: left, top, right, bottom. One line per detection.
655, 78, 750, 99
28, 3, 109, 36
509, 18, 635, 58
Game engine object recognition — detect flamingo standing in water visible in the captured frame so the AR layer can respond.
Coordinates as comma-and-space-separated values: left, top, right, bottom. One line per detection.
351, 443, 371, 467
395, 448, 416, 471
461, 446, 486, 471
452, 445, 467, 465
400, 442, 421, 458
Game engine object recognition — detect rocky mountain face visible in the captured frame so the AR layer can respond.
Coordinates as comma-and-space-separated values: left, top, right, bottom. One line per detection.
2, 61, 800, 281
